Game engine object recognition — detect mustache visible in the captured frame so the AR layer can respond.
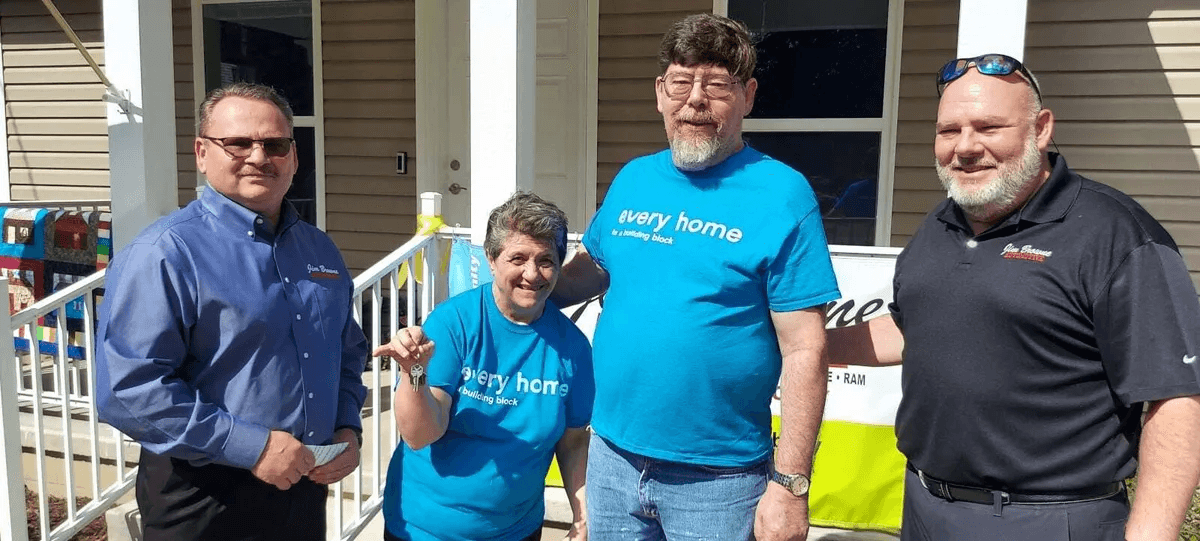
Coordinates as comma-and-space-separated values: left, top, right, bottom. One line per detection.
238, 164, 278, 176
950, 156, 996, 169
676, 110, 719, 125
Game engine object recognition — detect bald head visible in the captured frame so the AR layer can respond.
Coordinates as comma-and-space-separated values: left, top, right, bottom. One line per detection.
933, 69, 1055, 232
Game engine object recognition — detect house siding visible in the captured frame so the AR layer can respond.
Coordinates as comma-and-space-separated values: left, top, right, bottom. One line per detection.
892, 0, 1200, 288
891, 0, 956, 247
1, 0, 109, 201
321, 0, 417, 273
596, 0, 709, 204
174, 0, 197, 207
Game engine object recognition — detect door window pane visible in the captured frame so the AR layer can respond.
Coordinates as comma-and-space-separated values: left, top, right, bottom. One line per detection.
742, 132, 880, 246
203, 1, 315, 116
288, 127, 317, 226
730, 0, 888, 119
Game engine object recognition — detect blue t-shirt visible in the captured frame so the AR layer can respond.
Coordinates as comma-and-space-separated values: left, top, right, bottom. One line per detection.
383, 285, 594, 541
583, 147, 840, 466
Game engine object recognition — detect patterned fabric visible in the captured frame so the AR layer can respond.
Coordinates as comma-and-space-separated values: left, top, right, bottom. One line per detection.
0, 207, 113, 359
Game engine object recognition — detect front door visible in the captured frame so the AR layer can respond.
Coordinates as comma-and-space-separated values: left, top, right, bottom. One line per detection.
443, 0, 591, 230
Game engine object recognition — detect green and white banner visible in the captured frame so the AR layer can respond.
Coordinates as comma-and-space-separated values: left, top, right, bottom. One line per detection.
799, 248, 904, 534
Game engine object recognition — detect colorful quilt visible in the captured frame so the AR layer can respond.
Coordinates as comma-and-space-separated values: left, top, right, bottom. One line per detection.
1, 208, 112, 359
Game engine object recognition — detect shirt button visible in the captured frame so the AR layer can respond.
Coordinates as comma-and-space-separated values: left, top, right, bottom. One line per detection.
295, 314, 302, 320
966, 239, 978, 248
256, 217, 263, 224
303, 352, 310, 359
308, 393, 314, 399
284, 277, 290, 283
308, 431, 314, 437
246, 231, 253, 237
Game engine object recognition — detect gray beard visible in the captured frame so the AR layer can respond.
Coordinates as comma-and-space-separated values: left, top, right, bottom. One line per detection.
935, 134, 1042, 221
670, 134, 740, 171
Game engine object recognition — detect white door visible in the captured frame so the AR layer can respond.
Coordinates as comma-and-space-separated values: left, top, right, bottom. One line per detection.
443, 0, 591, 230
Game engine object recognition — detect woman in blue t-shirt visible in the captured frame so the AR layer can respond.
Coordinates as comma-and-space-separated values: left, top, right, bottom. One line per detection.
373, 192, 594, 541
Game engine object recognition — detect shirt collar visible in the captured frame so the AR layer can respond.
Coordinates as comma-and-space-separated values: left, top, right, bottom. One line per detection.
199, 187, 300, 241
936, 152, 1078, 233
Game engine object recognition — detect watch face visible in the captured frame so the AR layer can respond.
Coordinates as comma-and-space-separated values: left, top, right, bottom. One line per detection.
792, 474, 810, 496
774, 472, 810, 496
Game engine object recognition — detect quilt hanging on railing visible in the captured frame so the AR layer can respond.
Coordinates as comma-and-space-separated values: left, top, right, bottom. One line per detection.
0, 208, 113, 358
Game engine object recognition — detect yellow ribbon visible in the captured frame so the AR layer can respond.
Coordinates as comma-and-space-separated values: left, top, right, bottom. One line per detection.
397, 214, 449, 289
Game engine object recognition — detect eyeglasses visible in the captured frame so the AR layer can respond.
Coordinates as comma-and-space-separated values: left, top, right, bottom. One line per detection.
936, 54, 1041, 99
659, 74, 741, 100
201, 136, 295, 158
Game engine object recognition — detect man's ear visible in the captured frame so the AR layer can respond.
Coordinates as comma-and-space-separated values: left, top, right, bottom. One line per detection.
1034, 107, 1055, 152
742, 78, 757, 115
655, 77, 667, 115
195, 137, 207, 174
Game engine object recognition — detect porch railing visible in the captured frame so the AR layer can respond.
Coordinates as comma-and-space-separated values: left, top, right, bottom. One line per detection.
331, 230, 442, 540
0, 207, 446, 541
0, 271, 131, 541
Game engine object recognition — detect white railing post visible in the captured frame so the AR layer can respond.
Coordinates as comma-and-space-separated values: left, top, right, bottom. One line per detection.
419, 192, 445, 308
0, 278, 31, 541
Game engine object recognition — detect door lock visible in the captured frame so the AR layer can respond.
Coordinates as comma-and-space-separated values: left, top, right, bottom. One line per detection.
448, 183, 467, 195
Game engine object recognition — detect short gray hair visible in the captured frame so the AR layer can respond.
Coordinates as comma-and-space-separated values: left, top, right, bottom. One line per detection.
484, 192, 569, 263
196, 82, 294, 136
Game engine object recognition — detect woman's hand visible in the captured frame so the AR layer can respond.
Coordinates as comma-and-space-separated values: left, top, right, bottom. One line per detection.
376, 327, 451, 450
373, 326, 435, 375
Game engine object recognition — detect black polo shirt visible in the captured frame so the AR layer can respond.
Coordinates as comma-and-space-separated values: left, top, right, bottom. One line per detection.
892, 153, 1200, 493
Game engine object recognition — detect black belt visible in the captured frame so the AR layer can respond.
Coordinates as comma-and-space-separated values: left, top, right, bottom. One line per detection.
908, 464, 1123, 515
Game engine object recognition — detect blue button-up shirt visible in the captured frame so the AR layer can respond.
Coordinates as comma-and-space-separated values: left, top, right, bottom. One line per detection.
97, 188, 367, 470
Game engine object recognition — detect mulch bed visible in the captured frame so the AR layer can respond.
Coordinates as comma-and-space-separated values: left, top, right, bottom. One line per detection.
25, 486, 107, 541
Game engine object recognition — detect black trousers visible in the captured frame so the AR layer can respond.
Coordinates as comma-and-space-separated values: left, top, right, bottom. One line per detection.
383, 526, 543, 541
900, 468, 1129, 541
136, 450, 327, 541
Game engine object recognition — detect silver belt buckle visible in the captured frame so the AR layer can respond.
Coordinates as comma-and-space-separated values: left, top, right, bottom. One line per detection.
917, 468, 930, 489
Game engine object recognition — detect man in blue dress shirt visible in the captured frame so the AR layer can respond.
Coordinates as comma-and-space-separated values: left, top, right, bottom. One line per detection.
96, 82, 368, 541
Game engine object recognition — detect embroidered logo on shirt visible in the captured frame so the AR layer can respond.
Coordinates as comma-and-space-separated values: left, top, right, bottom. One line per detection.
1001, 243, 1053, 263
1185, 355, 1197, 365
307, 264, 341, 280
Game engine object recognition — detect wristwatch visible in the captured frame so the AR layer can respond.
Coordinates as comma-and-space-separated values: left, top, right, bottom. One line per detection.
770, 470, 811, 497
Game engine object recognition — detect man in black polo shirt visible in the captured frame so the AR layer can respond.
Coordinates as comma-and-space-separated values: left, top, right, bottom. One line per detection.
828, 55, 1200, 541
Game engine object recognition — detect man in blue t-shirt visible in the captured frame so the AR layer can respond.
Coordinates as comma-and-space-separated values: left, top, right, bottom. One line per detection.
553, 13, 840, 541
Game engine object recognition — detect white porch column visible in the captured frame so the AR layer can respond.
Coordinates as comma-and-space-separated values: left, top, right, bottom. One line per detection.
469, 0, 537, 244
956, 0, 1028, 60
103, 0, 178, 251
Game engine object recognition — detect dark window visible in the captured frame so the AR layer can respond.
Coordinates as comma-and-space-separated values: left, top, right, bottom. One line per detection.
743, 132, 880, 246
730, 0, 889, 119
202, 1, 315, 116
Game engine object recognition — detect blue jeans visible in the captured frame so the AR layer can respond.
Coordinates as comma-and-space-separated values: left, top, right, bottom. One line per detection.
586, 433, 768, 541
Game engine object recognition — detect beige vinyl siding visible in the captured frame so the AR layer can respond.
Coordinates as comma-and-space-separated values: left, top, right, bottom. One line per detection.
596, 0, 709, 204
322, 0, 417, 273
2, 0, 110, 201
174, 0, 197, 206
891, 0, 957, 247
1025, 1, 1200, 289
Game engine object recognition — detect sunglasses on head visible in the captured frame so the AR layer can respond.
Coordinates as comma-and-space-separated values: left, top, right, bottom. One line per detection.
201, 136, 295, 158
936, 54, 1041, 99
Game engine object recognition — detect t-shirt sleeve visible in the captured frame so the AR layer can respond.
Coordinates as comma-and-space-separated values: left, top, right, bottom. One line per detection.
582, 201, 608, 270
564, 334, 595, 429
766, 207, 841, 312
1095, 242, 1200, 405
